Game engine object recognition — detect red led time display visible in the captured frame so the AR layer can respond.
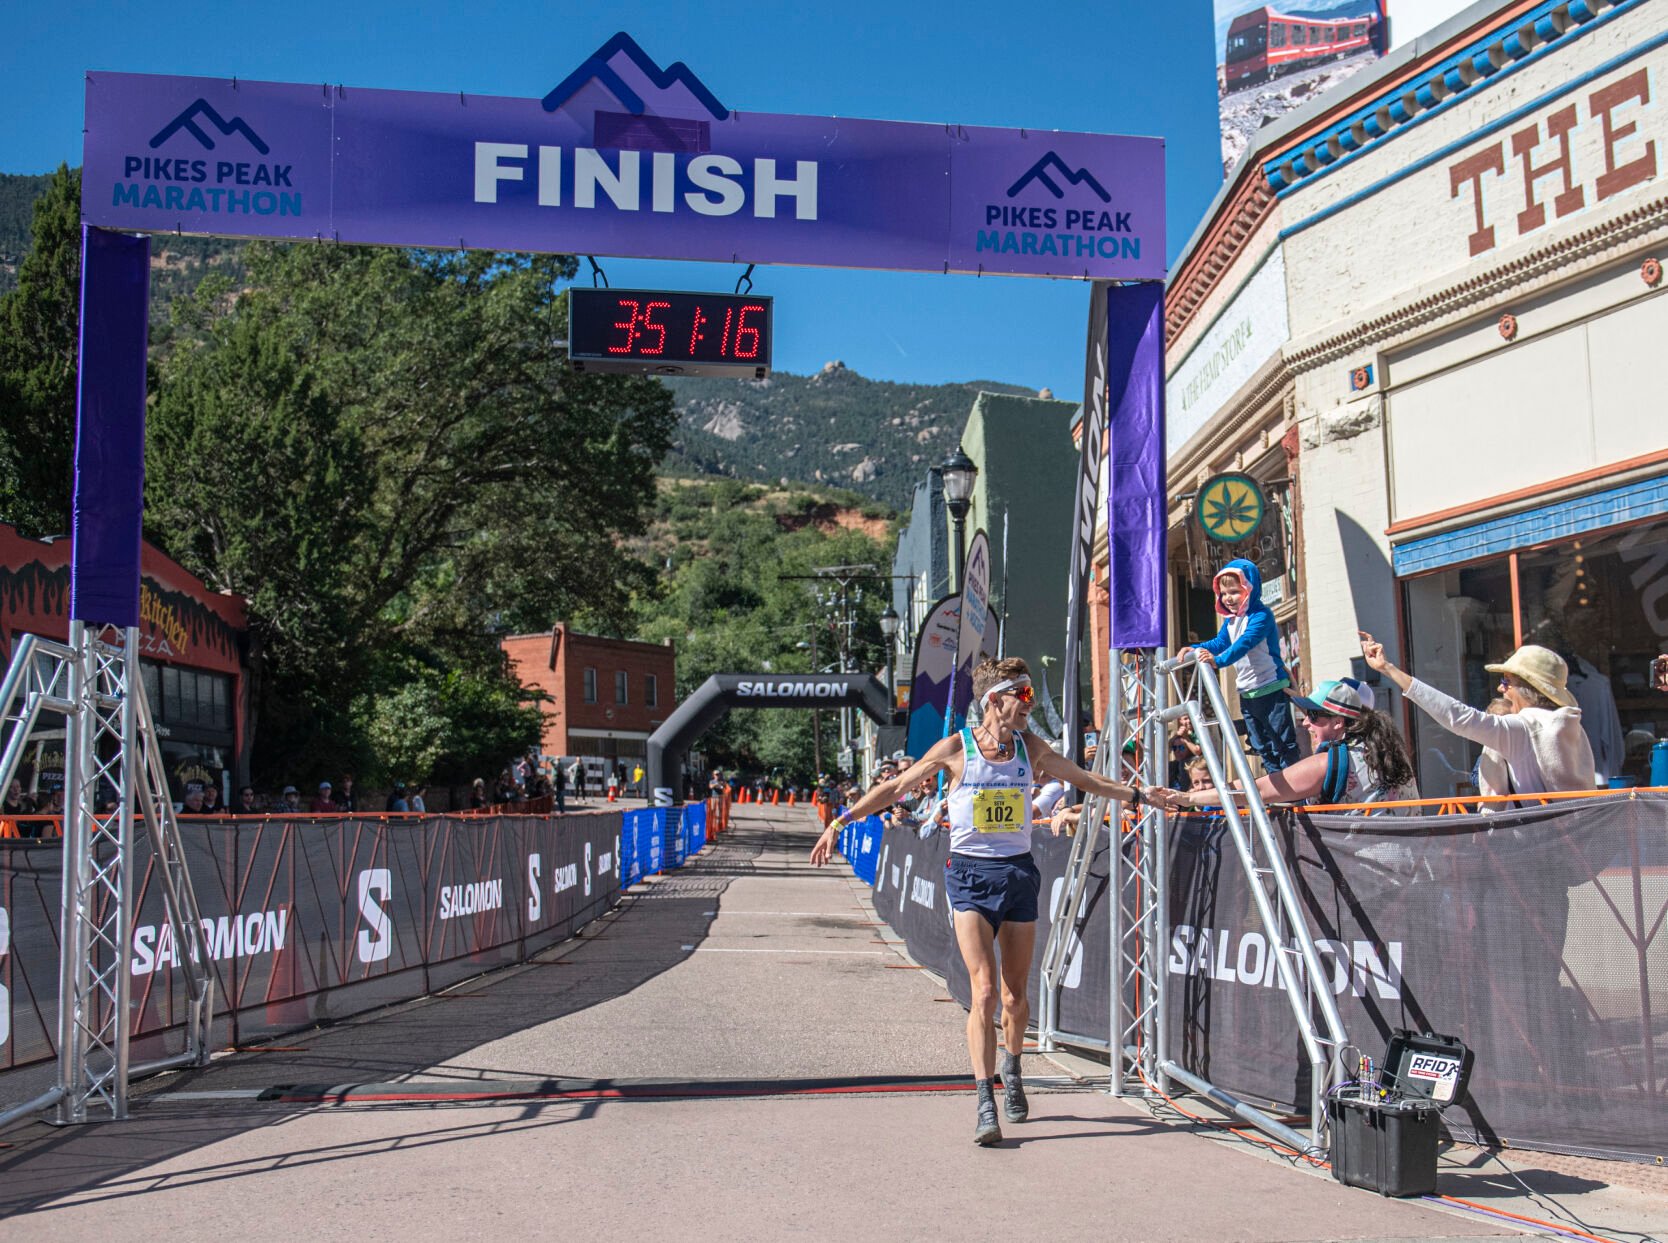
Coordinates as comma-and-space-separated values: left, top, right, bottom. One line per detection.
568, 288, 774, 377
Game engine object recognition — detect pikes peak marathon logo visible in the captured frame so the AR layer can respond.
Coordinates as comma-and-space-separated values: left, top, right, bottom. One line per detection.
109, 97, 302, 220
978, 150, 1140, 263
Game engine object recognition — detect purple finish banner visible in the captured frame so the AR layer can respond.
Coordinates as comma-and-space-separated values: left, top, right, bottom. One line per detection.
81, 48, 1164, 280
1105, 284, 1167, 649
71, 227, 150, 627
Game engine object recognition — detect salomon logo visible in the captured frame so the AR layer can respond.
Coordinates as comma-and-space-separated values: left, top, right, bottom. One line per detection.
528, 854, 543, 922
356, 869, 393, 964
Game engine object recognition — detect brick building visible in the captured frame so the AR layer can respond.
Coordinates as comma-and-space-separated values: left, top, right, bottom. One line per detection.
500, 624, 676, 776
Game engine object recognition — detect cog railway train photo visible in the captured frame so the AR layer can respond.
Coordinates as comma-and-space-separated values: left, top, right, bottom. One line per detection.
1222, 5, 1382, 91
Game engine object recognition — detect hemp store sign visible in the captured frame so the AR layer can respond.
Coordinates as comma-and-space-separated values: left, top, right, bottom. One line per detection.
1166, 247, 1288, 460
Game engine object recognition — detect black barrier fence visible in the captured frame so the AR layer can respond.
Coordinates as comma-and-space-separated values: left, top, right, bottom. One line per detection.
0, 812, 624, 1071
869, 794, 1668, 1162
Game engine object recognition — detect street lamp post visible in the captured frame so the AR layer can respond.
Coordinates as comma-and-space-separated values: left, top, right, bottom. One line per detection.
879, 604, 900, 719
935, 448, 978, 590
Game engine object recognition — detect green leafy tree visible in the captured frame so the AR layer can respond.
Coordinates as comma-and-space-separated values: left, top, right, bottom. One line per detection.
147, 242, 676, 784
0, 166, 82, 535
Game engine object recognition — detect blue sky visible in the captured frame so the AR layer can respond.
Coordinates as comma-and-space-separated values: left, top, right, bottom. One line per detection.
3, 1, 1224, 393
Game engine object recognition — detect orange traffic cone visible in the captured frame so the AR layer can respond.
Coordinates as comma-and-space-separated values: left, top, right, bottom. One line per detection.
771, 789, 780, 805
788, 791, 796, 806
607, 786, 616, 803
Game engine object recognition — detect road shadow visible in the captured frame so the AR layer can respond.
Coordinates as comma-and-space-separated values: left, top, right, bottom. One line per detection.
0, 818, 788, 1217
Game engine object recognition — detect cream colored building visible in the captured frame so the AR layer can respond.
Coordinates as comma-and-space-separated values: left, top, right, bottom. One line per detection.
1139, 0, 1668, 794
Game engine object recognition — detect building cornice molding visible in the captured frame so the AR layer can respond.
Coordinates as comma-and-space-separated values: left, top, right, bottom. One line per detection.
1283, 193, 1668, 371
1166, 180, 1278, 350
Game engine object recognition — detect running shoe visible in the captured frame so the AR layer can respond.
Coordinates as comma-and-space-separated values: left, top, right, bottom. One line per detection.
1000, 1051, 1028, 1122
974, 1079, 1002, 1146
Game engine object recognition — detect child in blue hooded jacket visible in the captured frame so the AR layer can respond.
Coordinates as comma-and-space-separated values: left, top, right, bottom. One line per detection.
1178, 559, 1301, 772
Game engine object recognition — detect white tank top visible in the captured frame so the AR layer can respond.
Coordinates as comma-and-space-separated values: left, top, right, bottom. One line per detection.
947, 728, 1035, 858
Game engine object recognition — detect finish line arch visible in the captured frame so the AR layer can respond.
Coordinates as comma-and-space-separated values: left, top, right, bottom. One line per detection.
647, 674, 895, 806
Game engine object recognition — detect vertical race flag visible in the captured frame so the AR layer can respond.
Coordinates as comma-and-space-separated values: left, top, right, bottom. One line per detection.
951, 530, 992, 726
1062, 281, 1110, 767
1106, 286, 1166, 649
1216, 0, 1388, 175
906, 596, 962, 760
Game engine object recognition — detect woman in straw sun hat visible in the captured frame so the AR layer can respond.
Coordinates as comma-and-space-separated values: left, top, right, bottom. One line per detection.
1359, 631, 1595, 796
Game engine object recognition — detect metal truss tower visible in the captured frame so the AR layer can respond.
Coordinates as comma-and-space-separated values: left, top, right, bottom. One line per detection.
0, 625, 213, 1128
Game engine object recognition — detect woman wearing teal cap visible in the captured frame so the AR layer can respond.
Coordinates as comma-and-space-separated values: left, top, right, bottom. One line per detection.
1168, 677, 1417, 810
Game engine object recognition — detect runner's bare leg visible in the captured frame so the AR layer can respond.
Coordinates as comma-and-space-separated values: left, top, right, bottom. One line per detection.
996, 919, 1035, 1054
954, 910, 1000, 1079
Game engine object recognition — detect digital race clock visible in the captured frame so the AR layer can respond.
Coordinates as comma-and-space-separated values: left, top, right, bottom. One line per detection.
568, 288, 773, 378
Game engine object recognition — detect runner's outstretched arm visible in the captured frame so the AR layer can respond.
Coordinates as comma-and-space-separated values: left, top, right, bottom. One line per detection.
810, 737, 960, 866
1025, 732, 1186, 812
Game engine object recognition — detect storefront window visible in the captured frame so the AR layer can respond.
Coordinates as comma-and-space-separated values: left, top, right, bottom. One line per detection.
1402, 519, 1668, 794
1402, 560, 1515, 795
1518, 524, 1668, 786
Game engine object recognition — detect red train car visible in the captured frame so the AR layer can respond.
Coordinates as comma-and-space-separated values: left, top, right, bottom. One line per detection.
1223, 6, 1381, 91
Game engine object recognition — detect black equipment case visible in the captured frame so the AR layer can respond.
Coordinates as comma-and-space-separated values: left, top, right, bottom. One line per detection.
1329, 1030, 1472, 1197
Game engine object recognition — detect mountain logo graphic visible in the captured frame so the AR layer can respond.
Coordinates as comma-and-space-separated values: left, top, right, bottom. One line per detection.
542, 31, 728, 120
1005, 153, 1110, 202
149, 99, 271, 154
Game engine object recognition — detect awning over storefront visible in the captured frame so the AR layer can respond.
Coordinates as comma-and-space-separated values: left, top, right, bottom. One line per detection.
1393, 473, 1668, 576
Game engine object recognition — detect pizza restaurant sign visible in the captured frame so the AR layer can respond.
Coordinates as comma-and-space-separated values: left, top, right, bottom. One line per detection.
139, 584, 192, 658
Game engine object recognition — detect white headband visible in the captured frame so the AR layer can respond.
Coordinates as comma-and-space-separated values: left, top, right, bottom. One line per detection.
981, 676, 1032, 707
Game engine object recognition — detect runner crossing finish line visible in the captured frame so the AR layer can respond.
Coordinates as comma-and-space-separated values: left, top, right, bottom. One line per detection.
811, 656, 1178, 1145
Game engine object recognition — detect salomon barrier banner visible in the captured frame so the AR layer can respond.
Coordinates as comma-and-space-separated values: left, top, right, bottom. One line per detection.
619, 808, 665, 888
839, 815, 883, 886
682, 802, 708, 859
0, 811, 624, 1071
81, 39, 1164, 280
1167, 796, 1668, 1162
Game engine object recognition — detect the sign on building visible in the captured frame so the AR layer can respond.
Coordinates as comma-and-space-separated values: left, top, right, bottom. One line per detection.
1166, 248, 1289, 459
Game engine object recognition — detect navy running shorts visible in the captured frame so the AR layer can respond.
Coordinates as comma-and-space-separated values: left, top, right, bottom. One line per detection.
945, 852, 1040, 930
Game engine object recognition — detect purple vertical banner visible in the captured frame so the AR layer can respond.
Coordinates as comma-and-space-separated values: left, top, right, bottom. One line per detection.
71, 227, 150, 626
1105, 284, 1166, 649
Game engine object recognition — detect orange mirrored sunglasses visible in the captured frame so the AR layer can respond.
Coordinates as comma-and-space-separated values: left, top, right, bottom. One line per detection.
1005, 684, 1035, 704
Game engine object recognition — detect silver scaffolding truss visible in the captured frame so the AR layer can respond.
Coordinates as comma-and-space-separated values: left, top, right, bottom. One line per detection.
0, 625, 213, 1128
1038, 647, 1348, 1155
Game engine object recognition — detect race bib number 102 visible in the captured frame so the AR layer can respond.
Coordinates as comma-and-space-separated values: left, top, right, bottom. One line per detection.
973, 787, 1024, 832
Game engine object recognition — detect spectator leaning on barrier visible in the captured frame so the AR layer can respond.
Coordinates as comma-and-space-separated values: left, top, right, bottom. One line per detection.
236, 785, 259, 814
278, 785, 301, 814
201, 784, 221, 814
470, 777, 489, 810
410, 785, 428, 813
310, 781, 337, 813
1167, 677, 1416, 812
3, 779, 33, 816
179, 780, 207, 815
1360, 631, 1595, 797
336, 773, 358, 813
387, 782, 410, 813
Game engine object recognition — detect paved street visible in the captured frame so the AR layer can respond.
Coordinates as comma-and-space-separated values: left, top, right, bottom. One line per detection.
0, 804, 1660, 1242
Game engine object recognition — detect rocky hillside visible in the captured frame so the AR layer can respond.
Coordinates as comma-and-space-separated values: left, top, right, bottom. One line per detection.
663, 363, 1040, 510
